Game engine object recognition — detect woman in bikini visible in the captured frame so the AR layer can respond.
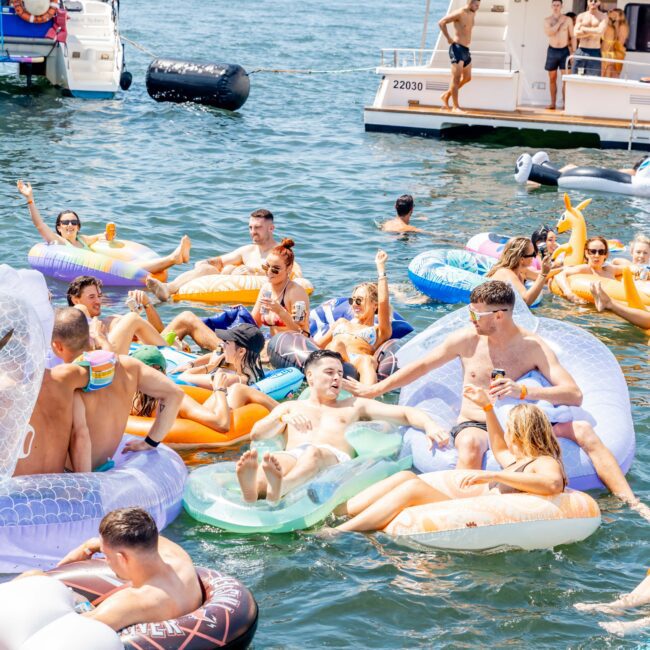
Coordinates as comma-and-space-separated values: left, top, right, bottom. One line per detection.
17, 180, 191, 275
336, 388, 567, 532
602, 9, 629, 79
251, 238, 310, 337
130, 344, 275, 435
554, 236, 622, 304
315, 250, 391, 385
486, 236, 551, 306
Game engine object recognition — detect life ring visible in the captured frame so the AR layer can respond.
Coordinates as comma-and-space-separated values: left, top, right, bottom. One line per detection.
384, 470, 601, 551
0, 560, 258, 650
12, 0, 58, 24
125, 385, 270, 449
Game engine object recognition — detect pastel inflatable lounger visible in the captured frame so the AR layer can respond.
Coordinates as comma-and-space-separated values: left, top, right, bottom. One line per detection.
384, 470, 601, 552
396, 294, 635, 491
183, 421, 412, 533
0, 560, 258, 650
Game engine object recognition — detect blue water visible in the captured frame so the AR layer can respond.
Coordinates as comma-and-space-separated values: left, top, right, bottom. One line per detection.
1, 0, 649, 646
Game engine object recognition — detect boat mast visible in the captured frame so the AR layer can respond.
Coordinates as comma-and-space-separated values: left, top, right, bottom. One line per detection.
419, 0, 431, 64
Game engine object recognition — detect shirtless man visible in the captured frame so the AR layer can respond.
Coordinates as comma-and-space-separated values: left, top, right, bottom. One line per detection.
147, 209, 295, 302
544, 0, 576, 109
572, 0, 608, 76
438, 0, 480, 112
235, 349, 447, 503
382, 195, 430, 234
14, 312, 99, 476
66, 276, 167, 355
52, 308, 183, 466
343, 281, 648, 519
38, 508, 201, 632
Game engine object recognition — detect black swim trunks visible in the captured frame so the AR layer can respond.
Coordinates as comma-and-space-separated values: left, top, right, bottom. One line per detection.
545, 45, 570, 72
449, 420, 487, 441
449, 43, 472, 67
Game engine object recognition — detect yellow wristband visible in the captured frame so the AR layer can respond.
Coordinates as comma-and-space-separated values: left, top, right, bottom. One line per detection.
483, 404, 494, 412
519, 385, 528, 400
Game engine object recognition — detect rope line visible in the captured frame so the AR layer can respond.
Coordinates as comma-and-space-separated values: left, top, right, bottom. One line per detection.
120, 35, 157, 59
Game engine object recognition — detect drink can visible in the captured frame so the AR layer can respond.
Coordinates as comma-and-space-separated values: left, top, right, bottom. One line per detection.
293, 300, 306, 322
260, 289, 272, 315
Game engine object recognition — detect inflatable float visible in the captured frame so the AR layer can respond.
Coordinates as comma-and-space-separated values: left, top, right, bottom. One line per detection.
0, 560, 258, 649
0, 437, 187, 572
125, 385, 270, 449
384, 470, 601, 552
28, 236, 168, 287
515, 151, 650, 197
396, 295, 635, 490
408, 249, 541, 306
129, 343, 305, 400
172, 273, 314, 305
184, 421, 412, 533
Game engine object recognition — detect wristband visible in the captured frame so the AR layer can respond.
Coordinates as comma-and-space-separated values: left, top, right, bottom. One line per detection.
519, 384, 528, 400
144, 435, 160, 448
215, 387, 227, 393
378, 273, 387, 279
482, 404, 494, 412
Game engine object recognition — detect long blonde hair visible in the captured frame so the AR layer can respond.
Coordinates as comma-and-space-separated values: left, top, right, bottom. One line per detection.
506, 404, 568, 488
609, 8, 628, 31
486, 237, 532, 276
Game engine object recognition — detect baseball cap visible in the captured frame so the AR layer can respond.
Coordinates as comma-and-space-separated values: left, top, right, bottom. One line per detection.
130, 345, 167, 372
212, 323, 264, 354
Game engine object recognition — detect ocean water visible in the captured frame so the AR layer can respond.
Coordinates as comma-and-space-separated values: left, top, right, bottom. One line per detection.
1, 0, 649, 646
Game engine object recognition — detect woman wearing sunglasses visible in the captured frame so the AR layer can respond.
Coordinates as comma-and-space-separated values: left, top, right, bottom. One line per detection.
554, 236, 622, 304
315, 250, 391, 385
251, 238, 310, 337
486, 237, 551, 306
17, 180, 191, 276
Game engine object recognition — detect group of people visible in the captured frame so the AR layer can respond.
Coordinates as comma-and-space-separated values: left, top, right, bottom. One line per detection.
11, 180, 650, 636
437, 0, 629, 113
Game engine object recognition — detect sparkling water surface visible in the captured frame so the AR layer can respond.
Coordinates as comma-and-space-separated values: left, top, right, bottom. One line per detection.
1, 0, 648, 646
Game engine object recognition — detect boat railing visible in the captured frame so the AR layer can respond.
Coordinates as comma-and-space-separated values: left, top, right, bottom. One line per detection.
565, 54, 650, 82
380, 48, 512, 71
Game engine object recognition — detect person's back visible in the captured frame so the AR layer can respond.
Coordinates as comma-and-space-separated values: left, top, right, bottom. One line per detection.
14, 370, 74, 475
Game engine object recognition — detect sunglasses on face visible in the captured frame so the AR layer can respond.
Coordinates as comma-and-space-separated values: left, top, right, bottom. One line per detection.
522, 252, 536, 258
261, 263, 283, 274
587, 248, 607, 256
59, 219, 80, 226
468, 307, 509, 323
348, 297, 364, 306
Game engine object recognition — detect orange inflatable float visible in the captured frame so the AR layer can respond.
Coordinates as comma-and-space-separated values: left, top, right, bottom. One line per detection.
383, 470, 601, 551
125, 385, 269, 449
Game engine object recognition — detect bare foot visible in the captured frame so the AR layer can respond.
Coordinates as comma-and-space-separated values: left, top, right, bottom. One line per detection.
440, 91, 451, 109
630, 499, 650, 523
599, 620, 627, 636
451, 106, 466, 114
575, 602, 624, 615
180, 235, 191, 263
146, 276, 170, 302
546, 104, 556, 110
590, 282, 611, 312
262, 452, 283, 503
236, 449, 259, 502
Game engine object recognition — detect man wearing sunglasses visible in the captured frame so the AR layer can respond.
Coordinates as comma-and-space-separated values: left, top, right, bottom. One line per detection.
572, 0, 608, 76
147, 209, 302, 302
343, 280, 645, 516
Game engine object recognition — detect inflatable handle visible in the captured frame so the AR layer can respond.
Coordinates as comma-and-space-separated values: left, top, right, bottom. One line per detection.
18, 424, 36, 459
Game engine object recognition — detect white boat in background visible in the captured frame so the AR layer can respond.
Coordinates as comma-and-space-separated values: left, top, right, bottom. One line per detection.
0, 0, 129, 98
365, 0, 650, 150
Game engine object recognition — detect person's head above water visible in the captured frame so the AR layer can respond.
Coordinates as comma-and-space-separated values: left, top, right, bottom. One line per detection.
264, 238, 295, 285
55, 209, 81, 240
67, 276, 103, 318
98, 507, 159, 580
51, 307, 91, 362
249, 209, 275, 247
131, 345, 167, 373
487, 237, 536, 276
629, 234, 650, 266
584, 236, 608, 266
303, 349, 344, 400
468, 281, 516, 335
212, 323, 265, 383
395, 194, 414, 219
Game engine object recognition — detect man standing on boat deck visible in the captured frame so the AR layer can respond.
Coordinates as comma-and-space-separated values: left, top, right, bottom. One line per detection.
572, 0, 608, 76
438, 0, 481, 113
544, 0, 576, 110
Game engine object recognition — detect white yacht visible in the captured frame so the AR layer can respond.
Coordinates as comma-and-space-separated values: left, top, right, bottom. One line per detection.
0, 0, 128, 98
365, 0, 650, 149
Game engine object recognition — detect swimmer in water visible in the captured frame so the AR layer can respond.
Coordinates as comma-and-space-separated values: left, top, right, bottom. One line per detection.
381, 195, 431, 234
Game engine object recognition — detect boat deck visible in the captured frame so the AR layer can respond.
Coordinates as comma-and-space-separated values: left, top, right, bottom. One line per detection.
365, 104, 650, 131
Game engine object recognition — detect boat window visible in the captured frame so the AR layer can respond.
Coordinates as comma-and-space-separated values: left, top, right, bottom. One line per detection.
625, 4, 650, 52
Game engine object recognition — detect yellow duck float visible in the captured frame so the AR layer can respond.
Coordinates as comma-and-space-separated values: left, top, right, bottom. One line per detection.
549, 194, 650, 307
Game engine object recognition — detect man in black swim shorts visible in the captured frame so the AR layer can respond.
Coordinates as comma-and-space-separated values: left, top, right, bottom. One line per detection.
438, 0, 480, 112
544, 0, 575, 109
572, 0, 608, 76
